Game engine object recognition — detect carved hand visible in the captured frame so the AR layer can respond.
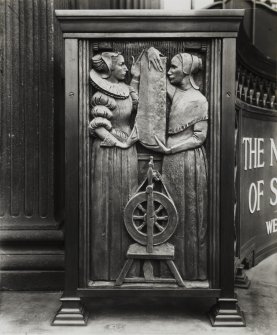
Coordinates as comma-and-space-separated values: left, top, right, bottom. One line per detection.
147, 47, 164, 72
154, 135, 171, 154
120, 125, 139, 149
130, 50, 144, 80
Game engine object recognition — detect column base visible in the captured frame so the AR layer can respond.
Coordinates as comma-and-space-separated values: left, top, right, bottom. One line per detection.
208, 298, 246, 327
235, 265, 251, 289
52, 296, 88, 326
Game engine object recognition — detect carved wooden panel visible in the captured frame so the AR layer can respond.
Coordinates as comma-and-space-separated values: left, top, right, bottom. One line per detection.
78, 39, 212, 286
55, 10, 244, 327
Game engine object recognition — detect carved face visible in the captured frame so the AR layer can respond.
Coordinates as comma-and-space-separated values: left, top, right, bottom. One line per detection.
110, 55, 128, 82
167, 56, 185, 85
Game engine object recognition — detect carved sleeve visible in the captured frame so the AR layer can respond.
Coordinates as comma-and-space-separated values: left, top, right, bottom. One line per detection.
89, 92, 115, 135
129, 79, 139, 101
88, 117, 112, 135
89, 91, 118, 146
129, 85, 139, 109
91, 91, 116, 110
90, 105, 113, 119
170, 121, 208, 154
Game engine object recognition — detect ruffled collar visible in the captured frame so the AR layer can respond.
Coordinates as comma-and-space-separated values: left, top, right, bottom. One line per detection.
90, 69, 129, 99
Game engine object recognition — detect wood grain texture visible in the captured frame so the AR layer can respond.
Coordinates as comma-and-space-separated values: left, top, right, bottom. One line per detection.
79, 40, 90, 288
0, 0, 65, 228
221, 38, 236, 298
55, 9, 244, 36
0, 0, 74, 290
208, 39, 221, 288
64, 37, 79, 294
56, 11, 244, 304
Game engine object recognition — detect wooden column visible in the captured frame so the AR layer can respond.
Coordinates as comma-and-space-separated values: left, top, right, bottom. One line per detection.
0, 0, 74, 290
209, 37, 245, 326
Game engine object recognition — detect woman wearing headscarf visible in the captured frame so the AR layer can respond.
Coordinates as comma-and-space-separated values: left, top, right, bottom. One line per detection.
155, 52, 208, 280
89, 52, 141, 281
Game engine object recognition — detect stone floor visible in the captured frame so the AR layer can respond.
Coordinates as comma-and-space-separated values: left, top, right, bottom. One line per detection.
0, 253, 277, 335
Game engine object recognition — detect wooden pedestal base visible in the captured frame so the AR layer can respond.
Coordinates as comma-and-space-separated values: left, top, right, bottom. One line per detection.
52, 297, 88, 326
235, 265, 251, 289
115, 243, 185, 287
209, 298, 246, 327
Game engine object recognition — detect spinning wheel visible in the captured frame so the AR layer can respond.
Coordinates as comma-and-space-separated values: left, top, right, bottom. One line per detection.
124, 191, 178, 246
116, 157, 184, 287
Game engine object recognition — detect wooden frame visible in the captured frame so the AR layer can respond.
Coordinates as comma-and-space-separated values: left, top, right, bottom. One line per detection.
54, 10, 245, 327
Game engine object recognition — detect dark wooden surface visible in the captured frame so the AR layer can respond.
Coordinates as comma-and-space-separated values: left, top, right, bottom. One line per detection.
208, 38, 221, 289
56, 9, 243, 301
220, 38, 237, 297
56, 9, 244, 37
77, 288, 221, 298
64, 38, 79, 295
0, 0, 75, 290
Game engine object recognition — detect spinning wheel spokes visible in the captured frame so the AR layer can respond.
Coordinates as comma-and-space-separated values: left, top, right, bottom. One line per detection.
138, 204, 146, 213
133, 202, 147, 234
133, 215, 144, 220
137, 222, 146, 231
156, 215, 168, 221
125, 192, 177, 245
154, 221, 165, 232
133, 200, 169, 235
155, 204, 164, 214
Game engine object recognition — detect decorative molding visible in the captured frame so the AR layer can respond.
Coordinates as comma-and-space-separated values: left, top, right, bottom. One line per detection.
208, 38, 221, 288
79, 40, 90, 288
209, 298, 246, 327
55, 9, 244, 36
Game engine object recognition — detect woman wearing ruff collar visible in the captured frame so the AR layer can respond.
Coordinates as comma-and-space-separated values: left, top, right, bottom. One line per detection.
89, 52, 141, 281
155, 53, 208, 280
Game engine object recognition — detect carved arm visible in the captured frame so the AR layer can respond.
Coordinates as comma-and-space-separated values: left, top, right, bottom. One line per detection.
169, 121, 208, 154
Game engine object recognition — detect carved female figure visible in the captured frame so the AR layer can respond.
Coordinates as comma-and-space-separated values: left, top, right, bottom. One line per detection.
155, 53, 208, 280
89, 52, 140, 281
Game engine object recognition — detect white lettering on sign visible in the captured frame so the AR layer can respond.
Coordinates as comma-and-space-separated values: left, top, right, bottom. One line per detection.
242, 137, 265, 170
270, 138, 277, 166
265, 218, 277, 235
248, 180, 264, 213
270, 178, 277, 206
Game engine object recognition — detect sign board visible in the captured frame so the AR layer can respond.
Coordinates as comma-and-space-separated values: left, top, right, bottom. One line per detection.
238, 101, 277, 264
